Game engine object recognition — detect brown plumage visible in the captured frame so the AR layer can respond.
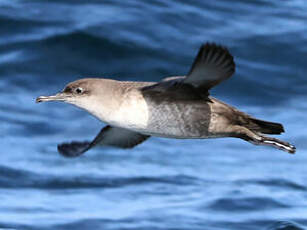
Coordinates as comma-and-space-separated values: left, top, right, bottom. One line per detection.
36, 42, 296, 156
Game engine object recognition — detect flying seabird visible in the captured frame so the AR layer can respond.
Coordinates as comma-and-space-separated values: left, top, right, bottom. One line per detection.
36, 43, 296, 157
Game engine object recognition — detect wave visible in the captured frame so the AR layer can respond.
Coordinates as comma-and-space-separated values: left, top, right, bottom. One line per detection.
0, 165, 200, 189
236, 178, 306, 191
208, 197, 289, 211
267, 221, 305, 230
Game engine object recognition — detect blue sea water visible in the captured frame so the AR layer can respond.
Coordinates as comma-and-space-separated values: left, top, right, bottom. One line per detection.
0, 0, 307, 229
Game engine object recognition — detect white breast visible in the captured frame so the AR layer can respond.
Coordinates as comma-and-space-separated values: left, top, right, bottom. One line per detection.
112, 90, 149, 130
71, 89, 149, 132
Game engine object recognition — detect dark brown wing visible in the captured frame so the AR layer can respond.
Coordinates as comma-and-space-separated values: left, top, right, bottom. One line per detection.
143, 43, 235, 99
183, 43, 235, 91
58, 126, 150, 158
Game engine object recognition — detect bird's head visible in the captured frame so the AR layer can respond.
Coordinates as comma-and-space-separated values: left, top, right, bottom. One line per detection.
36, 79, 92, 104
36, 78, 119, 121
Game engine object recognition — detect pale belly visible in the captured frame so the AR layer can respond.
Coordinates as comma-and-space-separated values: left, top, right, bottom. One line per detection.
145, 101, 212, 138
93, 89, 230, 139
107, 100, 211, 138
129, 97, 234, 139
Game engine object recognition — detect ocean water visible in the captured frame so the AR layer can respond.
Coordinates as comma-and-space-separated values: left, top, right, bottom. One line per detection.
1, 0, 307, 229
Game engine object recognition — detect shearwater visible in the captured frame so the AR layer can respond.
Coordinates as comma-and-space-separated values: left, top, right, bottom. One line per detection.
36, 43, 296, 157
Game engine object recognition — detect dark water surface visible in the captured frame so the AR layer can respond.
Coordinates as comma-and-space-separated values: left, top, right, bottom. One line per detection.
1, 0, 307, 229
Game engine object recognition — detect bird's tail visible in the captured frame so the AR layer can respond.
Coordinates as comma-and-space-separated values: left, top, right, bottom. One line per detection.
248, 118, 285, 135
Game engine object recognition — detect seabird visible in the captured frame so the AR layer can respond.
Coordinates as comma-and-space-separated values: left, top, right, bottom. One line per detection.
36, 43, 296, 157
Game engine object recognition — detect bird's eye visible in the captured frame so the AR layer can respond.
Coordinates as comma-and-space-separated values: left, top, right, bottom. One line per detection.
75, 87, 83, 94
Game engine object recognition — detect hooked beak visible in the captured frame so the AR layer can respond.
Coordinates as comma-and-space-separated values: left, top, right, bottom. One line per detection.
36, 93, 70, 103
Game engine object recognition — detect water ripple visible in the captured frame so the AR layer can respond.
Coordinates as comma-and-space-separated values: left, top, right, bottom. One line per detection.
0, 165, 200, 189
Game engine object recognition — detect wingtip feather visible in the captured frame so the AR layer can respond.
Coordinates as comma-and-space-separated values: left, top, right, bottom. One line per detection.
185, 42, 236, 90
57, 141, 90, 158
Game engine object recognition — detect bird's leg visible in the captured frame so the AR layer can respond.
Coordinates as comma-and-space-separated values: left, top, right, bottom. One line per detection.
256, 136, 295, 154
230, 125, 295, 154
230, 125, 262, 142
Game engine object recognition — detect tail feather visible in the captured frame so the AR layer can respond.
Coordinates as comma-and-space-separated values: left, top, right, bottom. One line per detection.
248, 118, 285, 135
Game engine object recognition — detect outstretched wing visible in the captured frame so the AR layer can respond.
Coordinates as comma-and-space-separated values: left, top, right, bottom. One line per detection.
58, 126, 150, 158
183, 43, 235, 91
142, 43, 235, 99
